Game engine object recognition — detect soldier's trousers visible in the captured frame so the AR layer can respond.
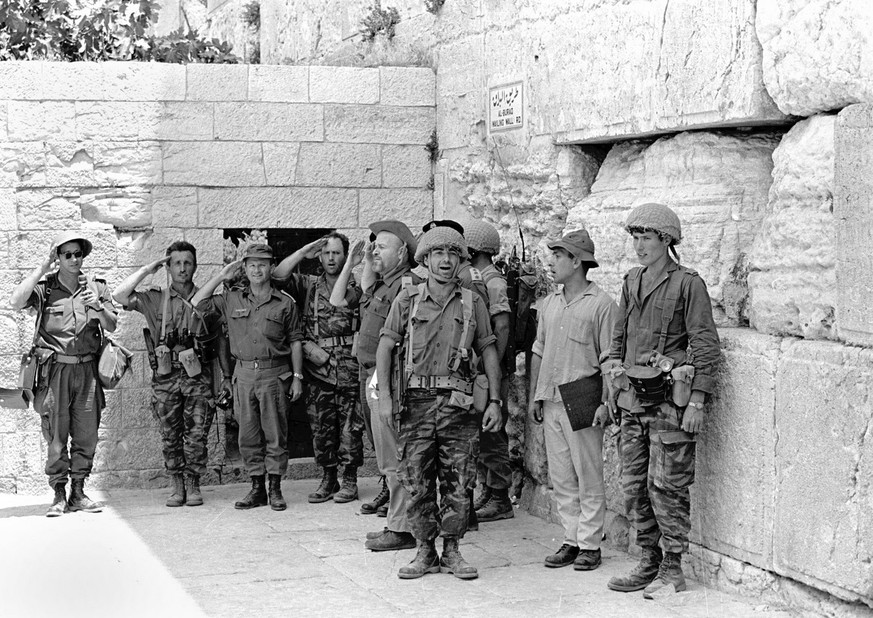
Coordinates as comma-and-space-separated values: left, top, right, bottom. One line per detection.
362, 367, 411, 534
477, 375, 512, 490
33, 360, 104, 488
359, 367, 375, 449
151, 366, 215, 477
397, 392, 479, 541
233, 365, 289, 476
619, 403, 697, 554
306, 378, 363, 470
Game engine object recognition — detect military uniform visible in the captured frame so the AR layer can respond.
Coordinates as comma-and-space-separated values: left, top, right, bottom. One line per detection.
201, 286, 302, 477
125, 286, 225, 478
284, 274, 364, 474
27, 273, 116, 489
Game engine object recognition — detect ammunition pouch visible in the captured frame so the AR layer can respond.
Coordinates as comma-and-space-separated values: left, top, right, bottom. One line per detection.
193, 330, 220, 362
625, 365, 671, 405
302, 340, 330, 367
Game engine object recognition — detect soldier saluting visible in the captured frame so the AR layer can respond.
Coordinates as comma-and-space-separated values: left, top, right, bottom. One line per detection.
375, 225, 504, 580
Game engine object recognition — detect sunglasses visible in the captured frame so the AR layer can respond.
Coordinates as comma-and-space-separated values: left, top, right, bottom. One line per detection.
60, 250, 84, 260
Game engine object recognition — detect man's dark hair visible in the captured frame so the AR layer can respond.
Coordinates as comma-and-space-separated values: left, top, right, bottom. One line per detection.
166, 241, 198, 267
323, 231, 350, 256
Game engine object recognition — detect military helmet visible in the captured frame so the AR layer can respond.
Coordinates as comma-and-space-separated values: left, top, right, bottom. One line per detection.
53, 231, 93, 258
465, 220, 501, 255
414, 226, 469, 264
625, 202, 682, 245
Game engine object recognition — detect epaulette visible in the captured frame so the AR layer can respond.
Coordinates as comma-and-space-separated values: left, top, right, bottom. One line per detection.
92, 277, 107, 284
469, 267, 483, 281
280, 289, 297, 303
679, 266, 699, 277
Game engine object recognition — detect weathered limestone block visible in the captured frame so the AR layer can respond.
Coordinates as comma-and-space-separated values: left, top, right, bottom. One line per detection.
157, 103, 215, 141
835, 104, 873, 347
359, 189, 433, 229
93, 142, 162, 186
0, 142, 46, 188
310, 67, 379, 104
101, 62, 186, 102
78, 188, 152, 229
248, 66, 309, 103
45, 142, 96, 187
324, 105, 434, 145
565, 130, 780, 325
773, 340, 873, 605
15, 190, 83, 231
75, 102, 162, 141
214, 103, 324, 142
0, 431, 43, 482
95, 427, 164, 471
444, 138, 600, 261
0, 102, 7, 141
0, 62, 44, 100
151, 187, 198, 227
748, 115, 836, 339
121, 388, 157, 429
40, 62, 107, 101
0, 314, 18, 355
6, 102, 76, 142
199, 187, 359, 228
757, 0, 873, 116
262, 143, 300, 185
100, 390, 122, 429
382, 145, 432, 188
162, 142, 266, 186
183, 228, 225, 267
115, 229, 186, 269
380, 67, 435, 107
296, 143, 381, 188
187, 64, 249, 101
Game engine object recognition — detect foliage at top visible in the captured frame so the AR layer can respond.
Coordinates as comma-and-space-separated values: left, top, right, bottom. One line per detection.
424, 0, 444, 14
0, 0, 238, 62
241, 0, 259, 31
360, 1, 400, 41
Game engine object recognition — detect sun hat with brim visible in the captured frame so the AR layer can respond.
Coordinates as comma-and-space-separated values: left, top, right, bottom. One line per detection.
53, 231, 93, 258
242, 243, 274, 261
547, 229, 599, 268
368, 220, 418, 261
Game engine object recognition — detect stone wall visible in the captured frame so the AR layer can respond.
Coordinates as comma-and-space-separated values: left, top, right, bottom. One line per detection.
0, 61, 435, 492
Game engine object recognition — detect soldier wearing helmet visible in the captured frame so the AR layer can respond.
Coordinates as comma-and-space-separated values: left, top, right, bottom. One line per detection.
9, 231, 119, 517
601, 203, 720, 597
375, 225, 504, 581
463, 220, 515, 523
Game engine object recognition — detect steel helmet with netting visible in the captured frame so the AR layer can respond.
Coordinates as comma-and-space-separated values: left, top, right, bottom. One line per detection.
414, 226, 469, 264
464, 220, 501, 255
624, 202, 682, 245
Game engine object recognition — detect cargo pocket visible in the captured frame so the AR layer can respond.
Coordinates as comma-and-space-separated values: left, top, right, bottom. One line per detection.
652, 430, 696, 491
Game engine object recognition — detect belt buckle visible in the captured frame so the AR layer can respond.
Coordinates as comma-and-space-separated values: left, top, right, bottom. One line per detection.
252, 359, 260, 370
426, 376, 438, 396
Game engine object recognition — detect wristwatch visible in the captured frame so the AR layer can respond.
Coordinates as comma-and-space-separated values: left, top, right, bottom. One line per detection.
292, 372, 304, 380
488, 398, 503, 407
686, 401, 704, 410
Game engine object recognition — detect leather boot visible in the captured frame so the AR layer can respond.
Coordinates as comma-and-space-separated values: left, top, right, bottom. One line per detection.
268, 474, 287, 511
365, 530, 416, 552
440, 537, 478, 580
308, 467, 340, 503
234, 475, 268, 509
333, 466, 358, 503
68, 479, 102, 513
398, 540, 440, 580
46, 482, 67, 518
166, 474, 186, 507
643, 551, 687, 598
186, 474, 203, 507
472, 485, 492, 512
476, 487, 515, 522
608, 546, 663, 592
360, 477, 389, 514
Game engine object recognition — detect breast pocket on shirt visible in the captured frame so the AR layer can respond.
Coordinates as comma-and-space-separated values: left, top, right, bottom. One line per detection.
228, 308, 250, 339
42, 304, 67, 336
567, 318, 592, 344
263, 312, 285, 342
410, 315, 431, 354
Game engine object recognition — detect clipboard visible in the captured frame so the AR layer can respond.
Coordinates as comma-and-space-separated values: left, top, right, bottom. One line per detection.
557, 373, 603, 431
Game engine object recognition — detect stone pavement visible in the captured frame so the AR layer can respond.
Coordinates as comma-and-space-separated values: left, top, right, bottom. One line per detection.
0, 477, 793, 618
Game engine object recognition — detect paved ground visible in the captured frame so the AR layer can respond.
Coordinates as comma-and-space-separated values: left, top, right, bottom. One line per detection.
0, 477, 793, 618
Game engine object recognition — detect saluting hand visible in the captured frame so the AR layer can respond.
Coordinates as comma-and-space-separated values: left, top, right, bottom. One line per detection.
147, 255, 171, 275
302, 238, 328, 260
220, 259, 243, 281
41, 244, 58, 274
348, 240, 366, 268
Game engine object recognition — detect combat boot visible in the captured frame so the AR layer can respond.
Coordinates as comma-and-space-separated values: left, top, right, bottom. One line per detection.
361, 478, 389, 514
643, 551, 687, 599
476, 487, 514, 522
234, 475, 268, 509
398, 540, 440, 580
440, 537, 478, 580
607, 545, 663, 592
472, 485, 492, 512
333, 466, 358, 503
268, 474, 287, 511
365, 530, 416, 552
166, 474, 186, 507
46, 482, 67, 518
308, 467, 340, 503
186, 474, 203, 507
68, 479, 102, 513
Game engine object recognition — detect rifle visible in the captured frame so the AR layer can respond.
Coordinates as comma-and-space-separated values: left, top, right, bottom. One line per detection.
143, 327, 158, 372
390, 340, 407, 433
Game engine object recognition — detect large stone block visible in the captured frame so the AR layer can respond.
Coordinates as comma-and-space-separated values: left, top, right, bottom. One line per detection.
214, 103, 324, 142
0, 102, 7, 141
772, 340, 873, 605
75, 102, 162, 141
115, 228, 187, 269
162, 142, 266, 186
93, 142, 162, 186
0, 142, 46, 188
186, 64, 249, 101
382, 144, 432, 188
183, 228, 225, 267
757, 0, 873, 116
6, 102, 77, 142
834, 104, 873, 347
96, 427, 164, 471
565, 130, 781, 324
198, 187, 359, 228
296, 143, 381, 188
310, 67, 379, 104
40, 62, 108, 101
324, 105, 434, 145
748, 115, 836, 339
121, 388, 156, 429
78, 187, 153, 229
248, 65, 309, 102
151, 187, 199, 227
157, 103, 215, 141
44, 142, 96, 187
359, 189, 433, 228
262, 143, 300, 186
380, 67, 435, 107
0, 61, 43, 100
101, 62, 186, 101
15, 190, 83, 231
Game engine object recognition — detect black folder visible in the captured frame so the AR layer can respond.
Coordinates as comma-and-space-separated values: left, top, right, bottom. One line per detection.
558, 374, 603, 431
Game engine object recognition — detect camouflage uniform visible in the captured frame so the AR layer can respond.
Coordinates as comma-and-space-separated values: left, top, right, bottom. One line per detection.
285, 274, 363, 470
609, 261, 720, 554
381, 281, 496, 541
125, 286, 225, 477
26, 274, 116, 487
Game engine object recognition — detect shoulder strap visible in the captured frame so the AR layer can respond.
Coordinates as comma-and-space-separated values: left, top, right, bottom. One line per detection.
160, 286, 170, 341
656, 268, 685, 354
31, 281, 51, 349
450, 287, 474, 372
307, 274, 320, 338
405, 283, 426, 374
